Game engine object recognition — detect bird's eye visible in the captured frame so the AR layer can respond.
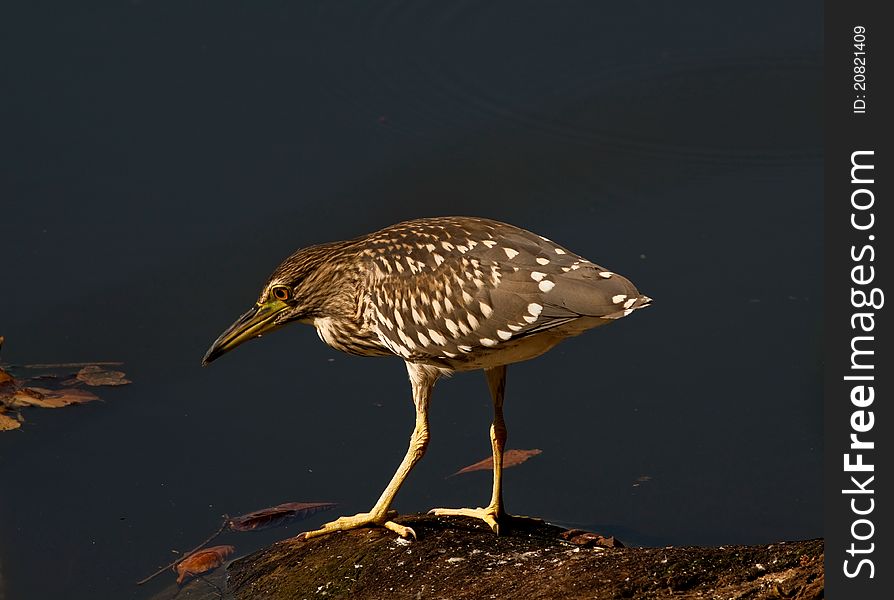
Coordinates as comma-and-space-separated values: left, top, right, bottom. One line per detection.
271, 286, 291, 301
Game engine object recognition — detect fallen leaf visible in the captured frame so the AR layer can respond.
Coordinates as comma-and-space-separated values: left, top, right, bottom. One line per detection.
0, 367, 15, 401
22, 361, 124, 369
54, 387, 101, 404
175, 545, 235, 584
76, 365, 131, 386
450, 448, 543, 477
9, 387, 68, 408
228, 502, 337, 532
1, 343, 128, 433
0, 410, 21, 431
9, 387, 99, 409
559, 529, 624, 548
26, 373, 64, 381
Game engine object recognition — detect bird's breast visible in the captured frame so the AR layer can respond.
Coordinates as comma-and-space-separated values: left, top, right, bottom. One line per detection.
312, 316, 390, 357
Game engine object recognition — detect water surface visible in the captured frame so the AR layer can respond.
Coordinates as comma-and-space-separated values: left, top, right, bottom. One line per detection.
0, 1, 822, 598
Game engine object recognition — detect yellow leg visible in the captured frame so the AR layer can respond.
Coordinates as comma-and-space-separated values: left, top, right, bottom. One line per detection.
488, 364, 508, 517
303, 363, 439, 540
431, 365, 515, 534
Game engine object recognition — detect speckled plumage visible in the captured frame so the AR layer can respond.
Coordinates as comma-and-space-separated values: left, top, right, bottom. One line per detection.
262, 216, 650, 370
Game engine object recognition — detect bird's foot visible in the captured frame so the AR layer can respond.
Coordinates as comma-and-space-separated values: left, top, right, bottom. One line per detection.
428, 506, 540, 535
429, 507, 500, 533
302, 509, 416, 540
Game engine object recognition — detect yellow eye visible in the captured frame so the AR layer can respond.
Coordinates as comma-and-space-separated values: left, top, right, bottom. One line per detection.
271, 286, 291, 301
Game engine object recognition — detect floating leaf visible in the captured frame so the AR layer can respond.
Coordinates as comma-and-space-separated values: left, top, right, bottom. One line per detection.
9, 387, 69, 408
76, 365, 131, 386
175, 545, 235, 584
0, 368, 15, 402
27, 373, 64, 381
0, 342, 127, 433
9, 387, 99, 409
229, 502, 337, 532
22, 360, 123, 369
0, 410, 21, 431
450, 449, 543, 477
51, 387, 101, 405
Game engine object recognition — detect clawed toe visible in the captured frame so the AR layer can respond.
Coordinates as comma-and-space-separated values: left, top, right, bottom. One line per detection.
429, 507, 503, 534
383, 520, 417, 539
302, 512, 415, 540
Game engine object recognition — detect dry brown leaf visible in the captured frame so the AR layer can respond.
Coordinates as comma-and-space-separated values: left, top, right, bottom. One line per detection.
451, 448, 543, 477
1, 343, 127, 433
9, 387, 99, 408
0, 410, 21, 431
0, 368, 15, 403
53, 387, 101, 404
26, 373, 64, 381
228, 502, 337, 532
175, 545, 235, 584
22, 361, 123, 369
76, 365, 131, 386
9, 387, 70, 408
559, 528, 624, 548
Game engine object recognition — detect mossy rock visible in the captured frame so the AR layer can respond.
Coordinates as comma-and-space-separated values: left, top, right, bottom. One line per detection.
224, 513, 823, 599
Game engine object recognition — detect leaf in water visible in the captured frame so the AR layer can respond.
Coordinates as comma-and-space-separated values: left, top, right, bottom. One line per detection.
22, 361, 123, 369
76, 365, 131, 386
26, 373, 64, 381
9, 387, 99, 409
0, 368, 15, 402
228, 502, 337, 532
9, 387, 69, 409
0, 342, 128, 433
0, 410, 21, 431
175, 545, 235, 585
55, 387, 101, 404
450, 449, 543, 477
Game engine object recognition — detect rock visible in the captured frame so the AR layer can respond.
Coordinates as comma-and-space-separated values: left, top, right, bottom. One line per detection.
227, 513, 823, 600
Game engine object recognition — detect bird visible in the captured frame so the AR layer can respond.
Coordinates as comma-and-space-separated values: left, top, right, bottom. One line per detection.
202, 216, 651, 539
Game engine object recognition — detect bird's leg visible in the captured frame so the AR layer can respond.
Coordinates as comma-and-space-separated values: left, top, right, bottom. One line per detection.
485, 364, 508, 518
430, 365, 516, 534
303, 363, 438, 540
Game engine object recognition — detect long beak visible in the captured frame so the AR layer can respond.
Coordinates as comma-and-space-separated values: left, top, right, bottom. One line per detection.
202, 301, 288, 366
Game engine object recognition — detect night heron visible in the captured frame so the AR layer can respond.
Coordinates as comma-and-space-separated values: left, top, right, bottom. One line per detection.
203, 216, 651, 539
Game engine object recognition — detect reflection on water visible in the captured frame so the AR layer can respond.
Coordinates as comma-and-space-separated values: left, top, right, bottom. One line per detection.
0, 0, 822, 598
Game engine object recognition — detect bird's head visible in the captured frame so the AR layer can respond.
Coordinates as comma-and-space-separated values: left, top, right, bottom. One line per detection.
201, 242, 352, 366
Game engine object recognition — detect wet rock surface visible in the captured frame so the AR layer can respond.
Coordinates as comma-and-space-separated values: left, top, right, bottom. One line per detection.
224, 514, 823, 599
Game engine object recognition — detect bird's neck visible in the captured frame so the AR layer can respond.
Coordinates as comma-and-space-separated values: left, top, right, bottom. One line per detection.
305, 248, 390, 357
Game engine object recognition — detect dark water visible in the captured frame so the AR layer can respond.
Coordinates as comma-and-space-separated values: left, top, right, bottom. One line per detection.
0, 1, 822, 598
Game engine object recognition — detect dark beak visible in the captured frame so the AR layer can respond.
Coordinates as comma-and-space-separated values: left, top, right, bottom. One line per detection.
202, 301, 288, 366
